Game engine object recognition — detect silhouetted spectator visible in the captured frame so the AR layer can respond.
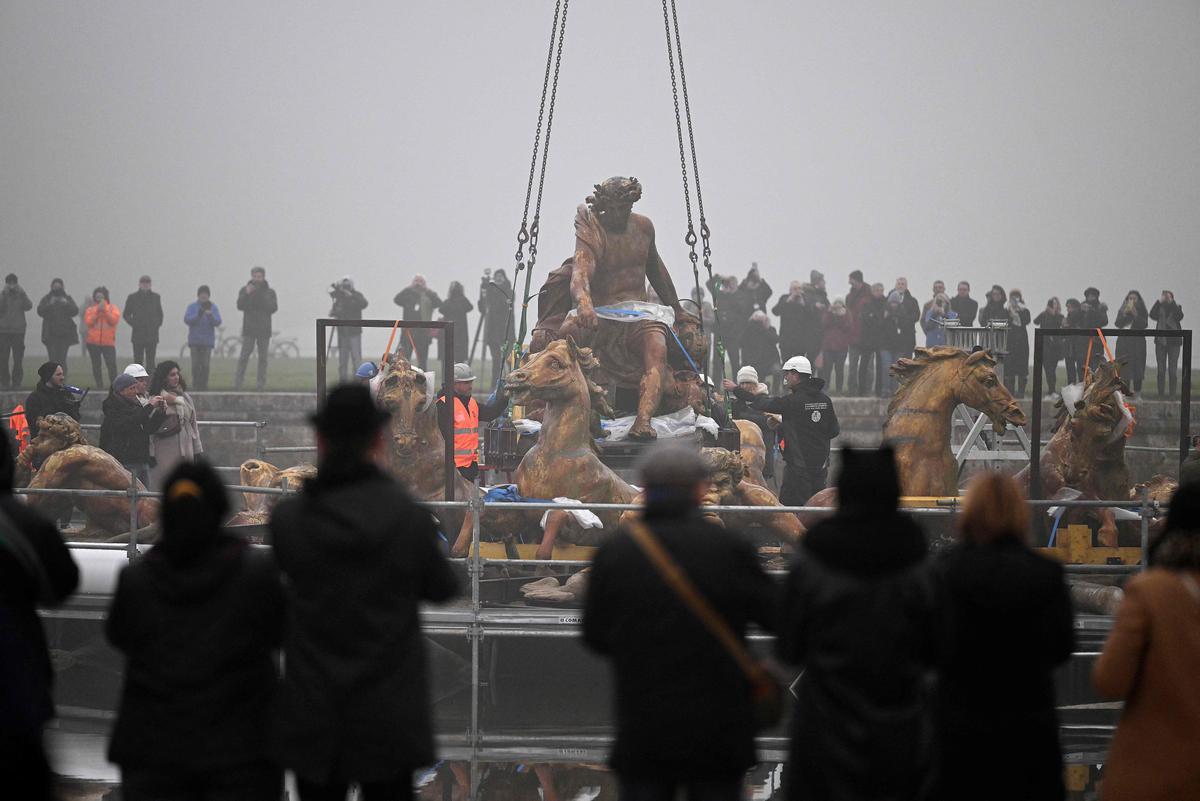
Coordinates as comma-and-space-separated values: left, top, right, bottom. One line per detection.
1093, 482, 1200, 801
106, 461, 284, 801
437, 281, 473, 364
891, 277, 920, 359
878, 289, 907, 397
0, 430, 79, 800
845, 270, 872, 395
856, 283, 887, 396
83, 286, 120, 389
1003, 288, 1032, 398
949, 280, 978, 326
1115, 289, 1149, 396
183, 285, 222, 391
148, 361, 203, 490
707, 273, 751, 378
934, 472, 1073, 801
1079, 287, 1109, 372
123, 275, 164, 372
235, 266, 278, 391
1063, 298, 1086, 385
741, 311, 780, 388
583, 444, 775, 801
269, 384, 458, 800
819, 298, 853, 393
329, 276, 369, 382
738, 262, 772, 312
36, 278, 79, 370
921, 293, 957, 347
1150, 290, 1184, 398
1033, 297, 1064, 397
0, 273, 33, 390
480, 269, 515, 385
777, 447, 934, 801
393, 275, 441, 370
100, 373, 166, 486
22, 362, 81, 441
773, 280, 807, 362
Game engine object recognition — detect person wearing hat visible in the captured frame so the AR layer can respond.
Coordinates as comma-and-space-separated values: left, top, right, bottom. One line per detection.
0, 426, 79, 800
123, 275, 163, 373
355, 361, 379, 385
106, 461, 285, 801
437, 363, 508, 482
722, 365, 777, 480
328, 276, 369, 382
123, 363, 151, 403
184, 285, 222, 391
36, 277, 80, 370
269, 384, 458, 800
99, 373, 167, 486
583, 443, 775, 801
22, 362, 82, 441
733, 354, 839, 506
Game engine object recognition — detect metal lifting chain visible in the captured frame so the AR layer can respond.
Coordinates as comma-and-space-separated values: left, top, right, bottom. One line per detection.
661, 0, 726, 407
507, 0, 571, 371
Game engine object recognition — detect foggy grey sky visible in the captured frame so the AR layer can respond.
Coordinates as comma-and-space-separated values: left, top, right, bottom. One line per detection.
3, 1, 1198, 355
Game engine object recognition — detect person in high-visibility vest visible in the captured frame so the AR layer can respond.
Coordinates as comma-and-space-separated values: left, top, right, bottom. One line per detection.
437, 362, 507, 482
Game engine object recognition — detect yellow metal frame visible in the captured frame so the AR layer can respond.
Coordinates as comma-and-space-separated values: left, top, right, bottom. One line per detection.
1036, 524, 1143, 565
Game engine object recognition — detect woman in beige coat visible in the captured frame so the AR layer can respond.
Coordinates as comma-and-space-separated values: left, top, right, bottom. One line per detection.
148, 361, 203, 489
1093, 482, 1200, 801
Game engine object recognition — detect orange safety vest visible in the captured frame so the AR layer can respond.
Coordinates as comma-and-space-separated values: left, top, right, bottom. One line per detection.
452, 395, 480, 468
9, 405, 30, 454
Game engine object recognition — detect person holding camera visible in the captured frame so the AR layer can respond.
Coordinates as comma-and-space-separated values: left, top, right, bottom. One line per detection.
123, 275, 164, 372
36, 278, 79, 372
1034, 297, 1065, 397
235, 267, 278, 391
480, 268, 514, 385
437, 281, 473, 366
183, 286, 222, 391
328, 276, 368, 381
921, 292, 957, 347
1150, 290, 1184, 398
84, 286, 121, 390
0, 273, 33, 390
1115, 290, 1149, 396
1080, 287, 1109, 373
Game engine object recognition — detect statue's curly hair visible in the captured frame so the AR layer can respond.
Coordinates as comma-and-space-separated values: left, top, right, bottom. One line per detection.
701, 446, 745, 487
587, 176, 642, 210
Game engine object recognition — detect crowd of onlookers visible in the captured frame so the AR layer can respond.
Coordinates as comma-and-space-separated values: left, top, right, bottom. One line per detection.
695, 266, 1186, 400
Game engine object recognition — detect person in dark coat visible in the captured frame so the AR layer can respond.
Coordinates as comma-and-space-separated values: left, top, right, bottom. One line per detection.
1079, 287, 1109, 372
707, 273, 752, 379
933, 472, 1073, 801
328, 276, 369, 382
738, 263, 773, 312
1114, 289, 1149, 395
99, 373, 167, 486
772, 280, 807, 362
583, 444, 776, 801
1032, 297, 1064, 397
740, 311, 780, 389
437, 281, 474, 364
819, 298, 854, 393
890, 277, 921, 359
480, 269, 515, 385
777, 446, 935, 801
1003, 288, 1032, 398
949, 280, 978, 326
1149, 290, 1184, 398
856, 284, 887, 397
36, 278, 79, 369
878, 289, 909, 398
393, 275, 442, 370
0, 430, 79, 800
1063, 298, 1086, 385
123, 275, 164, 372
22, 362, 82, 441
269, 384, 458, 801
106, 461, 285, 801
0, 273, 34, 390
234, 266, 279, 391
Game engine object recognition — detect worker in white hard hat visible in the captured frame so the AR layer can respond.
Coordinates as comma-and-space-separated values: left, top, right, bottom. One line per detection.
436, 362, 508, 482
728, 353, 839, 505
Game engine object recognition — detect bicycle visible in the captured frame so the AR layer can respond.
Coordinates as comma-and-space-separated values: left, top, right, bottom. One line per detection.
270, 331, 301, 359
179, 326, 243, 360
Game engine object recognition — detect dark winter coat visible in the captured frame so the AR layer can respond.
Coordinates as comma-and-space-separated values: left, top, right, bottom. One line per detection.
37, 291, 80, 346
820, 310, 854, 353
329, 287, 369, 337
895, 290, 920, 354
949, 295, 978, 327
393, 286, 443, 348
1149, 299, 1184, 346
1006, 304, 1033, 368
857, 296, 888, 350
744, 375, 839, 469
738, 276, 773, 311
236, 281, 279, 338
123, 289, 164, 345
106, 537, 285, 770
438, 293, 474, 363
99, 393, 165, 466
846, 283, 872, 345
707, 278, 753, 343
22, 384, 81, 441
933, 540, 1073, 801
1065, 308, 1089, 358
772, 294, 807, 359
1079, 298, 1109, 330
740, 323, 781, 379
0, 285, 33, 334
0, 495, 79, 735
269, 461, 458, 783
777, 448, 935, 801
1033, 310, 1064, 358
1115, 294, 1149, 365
881, 303, 910, 354
582, 510, 777, 780
481, 277, 514, 346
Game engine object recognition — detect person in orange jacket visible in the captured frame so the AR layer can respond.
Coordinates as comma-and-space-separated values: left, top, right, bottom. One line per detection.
84, 286, 121, 389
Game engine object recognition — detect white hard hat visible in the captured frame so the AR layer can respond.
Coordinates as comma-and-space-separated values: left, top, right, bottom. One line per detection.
453, 363, 476, 382
736, 366, 759, 384
782, 355, 812, 375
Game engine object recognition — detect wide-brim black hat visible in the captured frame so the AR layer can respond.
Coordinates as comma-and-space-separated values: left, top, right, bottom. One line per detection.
310, 384, 390, 437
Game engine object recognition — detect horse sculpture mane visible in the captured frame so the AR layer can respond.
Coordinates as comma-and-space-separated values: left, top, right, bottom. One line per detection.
887, 347, 998, 420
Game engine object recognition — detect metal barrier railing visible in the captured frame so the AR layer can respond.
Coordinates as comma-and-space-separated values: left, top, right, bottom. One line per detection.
79, 420, 269, 462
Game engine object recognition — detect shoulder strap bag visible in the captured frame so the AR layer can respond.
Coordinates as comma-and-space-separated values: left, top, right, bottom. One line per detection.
626, 518, 784, 730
